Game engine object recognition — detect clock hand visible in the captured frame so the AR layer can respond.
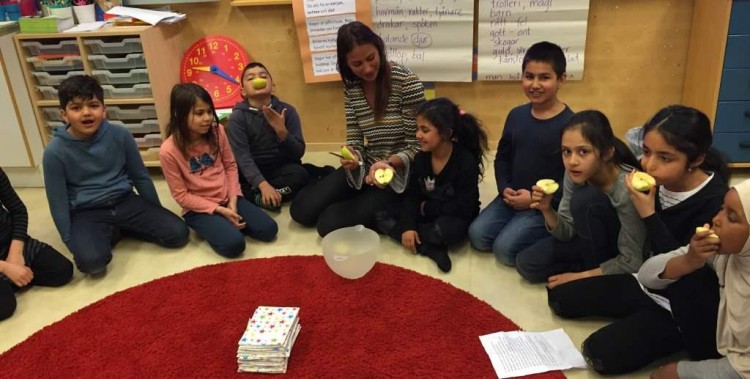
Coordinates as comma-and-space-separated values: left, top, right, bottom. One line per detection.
209, 64, 240, 85
191, 66, 212, 72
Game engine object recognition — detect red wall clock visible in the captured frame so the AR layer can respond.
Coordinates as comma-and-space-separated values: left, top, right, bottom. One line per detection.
180, 35, 251, 109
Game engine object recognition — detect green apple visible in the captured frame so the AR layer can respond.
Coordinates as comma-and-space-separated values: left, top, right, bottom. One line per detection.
632, 172, 656, 192
536, 179, 559, 195
374, 168, 394, 185
695, 226, 719, 240
340, 146, 356, 161
251, 77, 267, 90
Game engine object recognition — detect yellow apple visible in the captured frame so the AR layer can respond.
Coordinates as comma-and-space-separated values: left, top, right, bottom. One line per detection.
340, 146, 356, 161
695, 226, 719, 240
536, 179, 559, 195
251, 77, 267, 90
631, 171, 656, 192
374, 168, 394, 185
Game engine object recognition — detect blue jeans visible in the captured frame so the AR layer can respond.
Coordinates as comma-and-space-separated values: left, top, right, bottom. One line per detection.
468, 196, 548, 265
183, 197, 278, 258
68, 192, 189, 274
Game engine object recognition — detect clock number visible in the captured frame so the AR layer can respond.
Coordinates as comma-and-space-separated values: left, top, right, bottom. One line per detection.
238, 63, 243, 70
226, 85, 232, 94
224, 44, 228, 52
197, 47, 206, 57
190, 57, 200, 65
210, 41, 218, 51
186, 69, 192, 77
214, 89, 220, 98
234, 52, 240, 61
235, 76, 240, 83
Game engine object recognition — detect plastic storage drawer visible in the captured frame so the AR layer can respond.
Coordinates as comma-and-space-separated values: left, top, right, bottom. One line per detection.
92, 69, 149, 85
46, 121, 65, 130
135, 133, 162, 148
107, 105, 157, 120
42, 107, 63, 122
21, 40, 79, 56
101, 84, 152, 99
26, 56, 83, 72
110, 119, 160, 134
84, 38, 143, 55
88, 54, 146, 70
32, 71, 86, 86
37, 86, 58, 100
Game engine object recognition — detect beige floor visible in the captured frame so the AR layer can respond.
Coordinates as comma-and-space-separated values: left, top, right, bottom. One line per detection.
7, 152, 740, 378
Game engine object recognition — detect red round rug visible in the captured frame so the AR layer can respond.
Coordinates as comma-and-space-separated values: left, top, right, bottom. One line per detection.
1, 256, 564, 378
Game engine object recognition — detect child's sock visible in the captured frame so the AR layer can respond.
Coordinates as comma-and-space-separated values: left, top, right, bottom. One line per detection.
418, 243, 451, 273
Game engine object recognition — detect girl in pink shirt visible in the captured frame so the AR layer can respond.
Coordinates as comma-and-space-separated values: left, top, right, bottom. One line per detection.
159, 83, 278, 257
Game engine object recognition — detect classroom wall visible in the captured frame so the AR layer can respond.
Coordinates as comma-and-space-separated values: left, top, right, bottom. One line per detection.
169, 0, 694, 149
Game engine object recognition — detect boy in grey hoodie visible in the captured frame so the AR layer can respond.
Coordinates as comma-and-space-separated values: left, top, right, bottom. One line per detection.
42, 75, 189, 275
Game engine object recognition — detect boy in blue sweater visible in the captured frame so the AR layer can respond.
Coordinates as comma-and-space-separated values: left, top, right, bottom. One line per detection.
468, 41, 574, 266
43, 75, 189, 275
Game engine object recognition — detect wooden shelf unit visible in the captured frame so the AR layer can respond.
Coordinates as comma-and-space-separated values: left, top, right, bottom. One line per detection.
14, 24, 183, 167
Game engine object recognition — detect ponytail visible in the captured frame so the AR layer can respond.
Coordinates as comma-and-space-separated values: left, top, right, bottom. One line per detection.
613, 138, 642, 170
455, 111, 489, 180
701, 147, 730, 184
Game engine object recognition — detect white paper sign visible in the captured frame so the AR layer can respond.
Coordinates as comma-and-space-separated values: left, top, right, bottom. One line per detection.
371, 0, 474, 82
312, 51, 339, 76
304, 0, 356, 17
310, 34, 339, 52
477, 0, 590, 81
306, 13, 357, 37
479, 328, 587, 378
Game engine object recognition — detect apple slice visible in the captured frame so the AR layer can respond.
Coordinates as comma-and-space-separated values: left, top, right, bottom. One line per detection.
632, 171, 656, 192
251, 77, 267, 90
340, 146, 356, 161
374, 168, 394, 185
695, 226, 719, 240
536, 179, 559, 195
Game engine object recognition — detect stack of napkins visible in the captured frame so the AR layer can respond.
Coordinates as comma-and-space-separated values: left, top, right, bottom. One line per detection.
237, 306, 301, 373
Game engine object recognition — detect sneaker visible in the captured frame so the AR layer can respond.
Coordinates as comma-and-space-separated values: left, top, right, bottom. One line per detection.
252, 191, 281, 212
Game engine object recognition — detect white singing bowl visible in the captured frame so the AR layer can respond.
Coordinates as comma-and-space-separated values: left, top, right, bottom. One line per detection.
321, 225, 380, 279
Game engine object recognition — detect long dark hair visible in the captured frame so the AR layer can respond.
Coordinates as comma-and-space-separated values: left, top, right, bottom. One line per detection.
416, 98, 489, 180
642, 105, 729, 183
562, 110, 641, 169
336, 21, 391, 121
166, 83, 220, 159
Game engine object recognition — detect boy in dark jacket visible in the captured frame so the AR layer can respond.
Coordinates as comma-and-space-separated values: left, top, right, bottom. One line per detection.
227, 62, 328, 211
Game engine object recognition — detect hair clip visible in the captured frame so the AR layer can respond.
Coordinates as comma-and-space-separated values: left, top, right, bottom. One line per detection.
459, 109, 466, 116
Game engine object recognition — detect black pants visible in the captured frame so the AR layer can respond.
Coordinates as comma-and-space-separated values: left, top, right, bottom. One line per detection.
547, 268, 721, 374
290, 167, 401, 237
242, 163, 311, 202
0, 243, 73, 321
516, 185, 621, 282
376, 205, 470, 249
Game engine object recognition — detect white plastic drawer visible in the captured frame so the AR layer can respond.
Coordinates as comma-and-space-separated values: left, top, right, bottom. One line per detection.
107, 105, 157, 120
110, 119, 160, 134
32, 71, 85, 86
88, 54, 145, 70
42, 107, 63, 122
46, 121, 65, 130
21, 40, 79, 56
101, 84, 152, 99
26, 56, 83, 72
92, 69, 149, 85
84, 37, 143, 55
36, 86, 58, 100
135, 133, 162, 148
